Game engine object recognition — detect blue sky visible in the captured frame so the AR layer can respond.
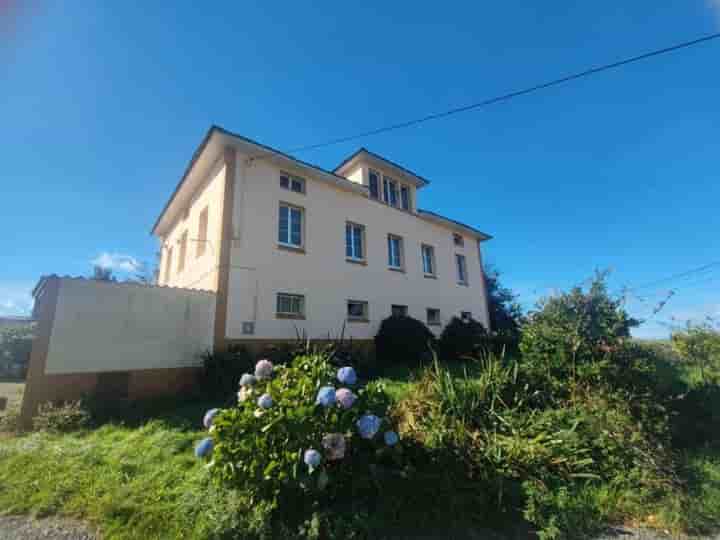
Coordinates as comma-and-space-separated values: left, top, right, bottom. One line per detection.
2, 1, 719, 337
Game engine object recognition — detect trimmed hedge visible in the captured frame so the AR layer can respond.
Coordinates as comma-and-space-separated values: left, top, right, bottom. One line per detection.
375, 315, 435, 366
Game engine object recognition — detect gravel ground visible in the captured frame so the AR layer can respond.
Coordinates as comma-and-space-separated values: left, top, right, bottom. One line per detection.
0, 517, 98, 540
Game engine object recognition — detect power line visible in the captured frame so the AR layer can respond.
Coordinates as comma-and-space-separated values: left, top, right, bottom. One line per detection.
626, 262, 720, 293
281, 31, 720, 154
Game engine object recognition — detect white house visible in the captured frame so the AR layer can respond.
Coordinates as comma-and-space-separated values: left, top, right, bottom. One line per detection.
152, 126, 493, 351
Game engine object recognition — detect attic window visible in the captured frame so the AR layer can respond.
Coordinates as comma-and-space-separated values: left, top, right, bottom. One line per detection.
453, 233, 464, 247
280, 172, 305, 194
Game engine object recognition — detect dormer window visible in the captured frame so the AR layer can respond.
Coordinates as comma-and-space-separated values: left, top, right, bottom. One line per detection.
382, 176, 399, 207
400, 185, 410, 211
280, 172, 305, 194
368, 169, 380, 199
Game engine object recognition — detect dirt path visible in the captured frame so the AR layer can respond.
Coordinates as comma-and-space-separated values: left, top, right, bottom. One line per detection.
0, 516, 97, 540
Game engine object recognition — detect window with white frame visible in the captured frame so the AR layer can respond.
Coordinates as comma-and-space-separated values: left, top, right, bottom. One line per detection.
456, 254, 468, 284
347, 300, 369, 321
368, 169, 380, 199
345, 222, 365, 261
427, 308, 441, 326
383, 176, 399, 207
400, 185, 410, 211
278, 203, 303, 248
387, 234, 403, 269
280, 172, 305, 194
421, 244, 436, 275
276, 293, 305, 317
391, 304, 408, 317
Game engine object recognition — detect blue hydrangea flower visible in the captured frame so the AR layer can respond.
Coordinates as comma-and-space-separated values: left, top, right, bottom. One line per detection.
257, 393, 273, 409
384, 430, 399, 446
255, 359, 274, 380
195, 437, 214, 458
357, 414, 382, 439
315, 386, 336, 407
203, 408, 220, 429
304, 448, 321, 470
239, 373, 256, 387
337, 366, 357, 386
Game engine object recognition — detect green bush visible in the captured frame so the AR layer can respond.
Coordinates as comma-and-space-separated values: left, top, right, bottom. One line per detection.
33, 400, 92, 433
201, 346, 255, 402
670, 382, 720, 449
438, 315, 489, 361
206, 354, 404, 530
0, 324, 34, 379
374, 315, 435, 367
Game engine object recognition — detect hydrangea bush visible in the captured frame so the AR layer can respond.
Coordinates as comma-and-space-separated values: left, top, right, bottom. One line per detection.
194, 353, 402, 511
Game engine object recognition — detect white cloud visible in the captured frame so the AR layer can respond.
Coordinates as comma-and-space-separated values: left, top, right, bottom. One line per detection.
0, 282, 34, 317
91, 252, 144, 274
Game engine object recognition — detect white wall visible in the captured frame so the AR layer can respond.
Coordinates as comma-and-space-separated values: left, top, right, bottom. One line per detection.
44, 278, 216, 374
225, 154, 489, 341
158, 157, 226, 291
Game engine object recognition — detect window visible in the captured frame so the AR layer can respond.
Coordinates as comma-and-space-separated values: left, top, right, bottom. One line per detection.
456, 254, 468, 284
280, 172, 305, 194
427, 308, 441, 326
196, 207, 208, 257
461, 311, 472, 321
421, 244, 436, 275
164, 246, 173, 283
178, 231, 188, 273
347, 300, 369, 321
382, 176, 399, 206
278, 204, 303, 248
400, 185, 410, 211
276, 293, 305, 318
387, 234, 403, 269
391, 304, 408, 317
346, 222, 365, 261
453, 233, 464, 247
369, 170, 380, 199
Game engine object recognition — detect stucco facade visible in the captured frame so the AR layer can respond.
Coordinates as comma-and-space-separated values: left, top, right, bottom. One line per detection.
153, 126, 492, 348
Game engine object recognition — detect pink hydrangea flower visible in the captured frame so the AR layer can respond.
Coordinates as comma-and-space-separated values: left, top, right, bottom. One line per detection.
321, 433, 346, 461
335, 388, 356, 409
254, 359, 273, 380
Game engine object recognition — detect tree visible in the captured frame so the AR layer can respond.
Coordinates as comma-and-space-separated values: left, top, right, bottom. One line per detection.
92, 265, 115, 281
671, 320, 720, 383
484, 265, 523, 343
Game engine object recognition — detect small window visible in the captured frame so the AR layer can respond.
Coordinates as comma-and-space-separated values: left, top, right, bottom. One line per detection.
388, 179, 399, 207
276, 293, 305, 318
391, 304, 408, 317
164, 246, 173, 283
427, 308, 441, 326
461, 311, 472, 322
196, 207, 208, 258
453, 233, 464, 247
400, 185, 410, 211
280, 172, 305, 194
421, 244, 436, 275
278, 204, 303, 248
369, 170, 380, 199
456, 254, 468, 284
387, 234, 403, 269
347, 300, 369, 321
346, 222, 365, 261
178, 230, 188, 273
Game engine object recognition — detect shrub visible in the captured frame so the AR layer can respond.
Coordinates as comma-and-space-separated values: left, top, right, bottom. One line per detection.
32, 400, 92, 432
0, 406, 23, 433
670, 382, 720, 449
374, 315, 435, 367
0, 324, 34, 379
438, 315, 489, 361
201, 345, 255, 402
671, 321, 720, 383
520, 272, 638, 367
201, 354, 404, 530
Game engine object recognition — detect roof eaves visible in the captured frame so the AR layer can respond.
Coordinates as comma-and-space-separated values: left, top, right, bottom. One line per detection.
418, 209, 493, 241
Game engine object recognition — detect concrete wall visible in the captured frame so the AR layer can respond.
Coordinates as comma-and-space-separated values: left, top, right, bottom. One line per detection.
45, 278, 215, 374
158, 157, 226, 291
224, 153, 490, 341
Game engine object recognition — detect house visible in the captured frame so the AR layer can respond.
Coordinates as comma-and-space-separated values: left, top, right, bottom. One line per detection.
152, 126, 492, 352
